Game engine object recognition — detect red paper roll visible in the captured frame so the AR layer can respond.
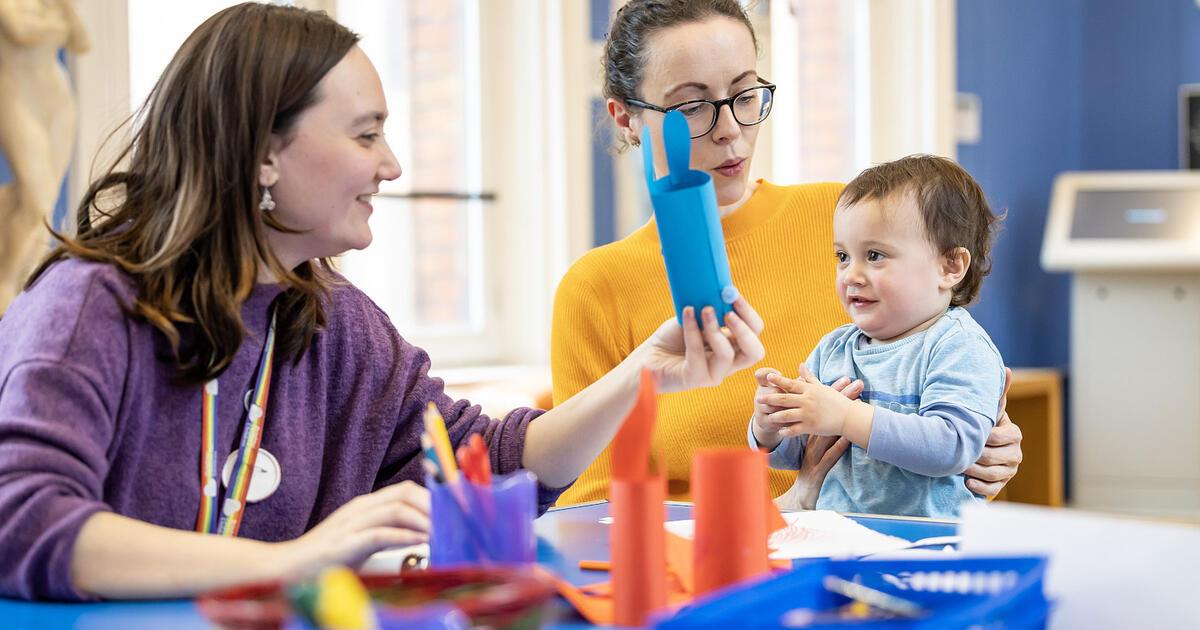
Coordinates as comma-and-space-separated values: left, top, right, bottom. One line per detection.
692, 448, 770, 595
610, 475, 667, 626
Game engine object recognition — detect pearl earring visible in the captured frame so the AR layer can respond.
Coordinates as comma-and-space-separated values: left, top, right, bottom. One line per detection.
259, 188, 275, 212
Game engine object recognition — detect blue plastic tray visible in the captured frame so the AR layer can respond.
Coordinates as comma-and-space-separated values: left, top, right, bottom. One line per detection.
655, 556, 1050, 629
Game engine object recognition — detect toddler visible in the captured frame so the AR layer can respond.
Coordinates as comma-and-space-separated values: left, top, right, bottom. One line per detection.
750, 155, 1005, 518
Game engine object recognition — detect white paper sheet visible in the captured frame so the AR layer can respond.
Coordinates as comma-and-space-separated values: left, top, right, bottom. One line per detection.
665, 510, 915, 559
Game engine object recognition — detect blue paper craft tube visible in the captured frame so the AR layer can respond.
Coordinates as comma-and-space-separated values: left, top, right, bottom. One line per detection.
641, 109, 737, 327
428, 470, 537, 567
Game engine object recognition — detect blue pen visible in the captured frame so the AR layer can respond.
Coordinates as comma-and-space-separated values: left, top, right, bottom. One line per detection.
420, 433, 445, 482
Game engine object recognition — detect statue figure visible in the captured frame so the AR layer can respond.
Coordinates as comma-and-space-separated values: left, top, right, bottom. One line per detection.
0, 0, 89, 314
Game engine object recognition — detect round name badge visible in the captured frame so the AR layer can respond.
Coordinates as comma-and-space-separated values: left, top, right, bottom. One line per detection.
221, 448, 282, 503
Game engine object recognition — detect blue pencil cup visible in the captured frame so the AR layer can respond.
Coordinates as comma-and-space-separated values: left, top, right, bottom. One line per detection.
641, 110, 737, 327
427, 471, 537, 567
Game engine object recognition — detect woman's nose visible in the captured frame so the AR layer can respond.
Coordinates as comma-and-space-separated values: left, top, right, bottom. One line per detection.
379, 140, 402, 181
709, 102, 741, 144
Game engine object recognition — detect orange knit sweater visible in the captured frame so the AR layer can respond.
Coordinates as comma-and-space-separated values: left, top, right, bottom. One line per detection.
551, 181, 851, 504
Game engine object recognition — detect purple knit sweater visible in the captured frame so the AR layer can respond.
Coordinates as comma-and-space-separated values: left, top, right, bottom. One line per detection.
0, 259, 565, 601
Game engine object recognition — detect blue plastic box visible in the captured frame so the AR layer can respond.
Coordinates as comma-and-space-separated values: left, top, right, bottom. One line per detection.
655, 556, 1050, 629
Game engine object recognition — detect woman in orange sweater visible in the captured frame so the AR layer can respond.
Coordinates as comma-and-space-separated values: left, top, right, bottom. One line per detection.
552, 0, 1023, 507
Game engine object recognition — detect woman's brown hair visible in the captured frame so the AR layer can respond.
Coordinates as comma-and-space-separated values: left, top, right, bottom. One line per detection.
29, 2, 360, 384
602, 0, 758, 151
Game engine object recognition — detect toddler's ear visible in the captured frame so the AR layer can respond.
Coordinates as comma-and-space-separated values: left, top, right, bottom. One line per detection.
940, 246, 971, 291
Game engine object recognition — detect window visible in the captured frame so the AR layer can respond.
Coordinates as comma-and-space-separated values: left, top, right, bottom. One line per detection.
767, 0, 955, 184
335, 0, 489, 352
768, 0, 868, 183
127, 0, 243, 108
334, 0, 569, 367
73, 0, 572, 369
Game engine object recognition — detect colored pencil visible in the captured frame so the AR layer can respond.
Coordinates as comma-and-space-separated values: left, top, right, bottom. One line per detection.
423, 402, 459, 484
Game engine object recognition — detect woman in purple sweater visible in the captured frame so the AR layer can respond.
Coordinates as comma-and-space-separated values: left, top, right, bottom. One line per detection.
0, 3, 766, 601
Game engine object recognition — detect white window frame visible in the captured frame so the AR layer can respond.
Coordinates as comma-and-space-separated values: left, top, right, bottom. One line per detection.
864, 0, 957, 163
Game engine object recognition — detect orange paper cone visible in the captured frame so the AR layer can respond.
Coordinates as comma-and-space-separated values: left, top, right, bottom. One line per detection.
612, 370, 657, 480
692, 448, 771, 595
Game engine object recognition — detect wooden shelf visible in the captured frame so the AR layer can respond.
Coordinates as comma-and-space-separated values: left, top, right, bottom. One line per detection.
993, 368, 1065, 506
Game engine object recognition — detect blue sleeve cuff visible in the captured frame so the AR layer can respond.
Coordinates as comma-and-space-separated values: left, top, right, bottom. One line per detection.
748, 418, 805, 470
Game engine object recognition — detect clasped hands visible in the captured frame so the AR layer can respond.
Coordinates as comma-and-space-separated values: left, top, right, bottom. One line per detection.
751, 365, 873, 451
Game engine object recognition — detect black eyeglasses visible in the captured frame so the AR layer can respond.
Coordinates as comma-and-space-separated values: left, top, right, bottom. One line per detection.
626, 77, 777, 139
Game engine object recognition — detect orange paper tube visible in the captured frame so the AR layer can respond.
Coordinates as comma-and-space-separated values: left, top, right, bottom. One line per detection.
692, 448, 770, 596
610, 475, 667, 627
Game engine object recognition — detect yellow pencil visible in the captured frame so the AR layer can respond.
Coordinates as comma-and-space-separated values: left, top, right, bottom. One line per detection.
424, 402, 459, 484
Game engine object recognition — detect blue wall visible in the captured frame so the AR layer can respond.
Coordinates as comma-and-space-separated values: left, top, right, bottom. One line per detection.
1081, 1, 1196, 170
956, 0, 1083, 370
957, 0, 1200, 369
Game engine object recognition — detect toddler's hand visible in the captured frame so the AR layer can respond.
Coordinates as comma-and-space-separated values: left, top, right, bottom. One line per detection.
751, 367, 788, 449
758, 370, 855, 437
799, 364, 866, 401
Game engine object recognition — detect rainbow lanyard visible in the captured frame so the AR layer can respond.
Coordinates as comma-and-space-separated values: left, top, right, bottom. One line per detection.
195, 309, 278, 536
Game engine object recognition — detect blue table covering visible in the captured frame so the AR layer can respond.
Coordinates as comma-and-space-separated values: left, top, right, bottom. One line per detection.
0, 502, 957, 629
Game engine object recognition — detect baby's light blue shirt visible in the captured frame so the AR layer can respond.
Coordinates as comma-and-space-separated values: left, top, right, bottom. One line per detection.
756, 307, 1004, 518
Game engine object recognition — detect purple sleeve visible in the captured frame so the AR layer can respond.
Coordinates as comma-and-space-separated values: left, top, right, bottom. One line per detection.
375, 340, 569, 515
0, 361, 115, 601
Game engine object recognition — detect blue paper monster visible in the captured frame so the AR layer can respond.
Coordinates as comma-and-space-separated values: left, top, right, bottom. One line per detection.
641, 109, 738, 328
